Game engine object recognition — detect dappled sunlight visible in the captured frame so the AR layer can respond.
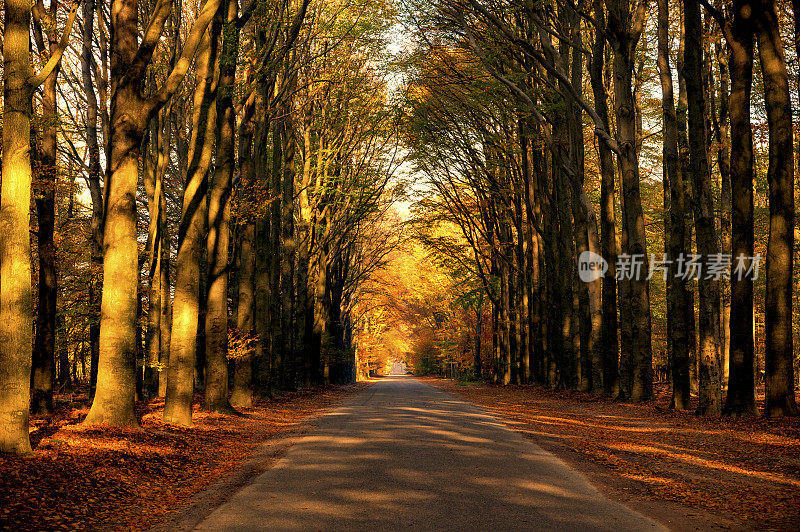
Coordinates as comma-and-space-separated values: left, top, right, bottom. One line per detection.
0, 384, 367, 530
427, 378, 800, 529
197, 379, 664, 531
607, 442, 800, 488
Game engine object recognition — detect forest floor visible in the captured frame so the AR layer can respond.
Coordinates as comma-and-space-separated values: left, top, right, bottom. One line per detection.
0, 382, 368, 531
423, 378, 800, 531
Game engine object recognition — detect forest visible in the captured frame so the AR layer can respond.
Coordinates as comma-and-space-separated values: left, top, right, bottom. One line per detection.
0, 0, 799, 528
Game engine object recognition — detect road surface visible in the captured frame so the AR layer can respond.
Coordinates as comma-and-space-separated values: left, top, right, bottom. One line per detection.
194, 377, 665, 531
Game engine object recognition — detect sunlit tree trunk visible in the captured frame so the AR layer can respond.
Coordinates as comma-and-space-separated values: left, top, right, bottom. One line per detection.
164, 6, 220, 425
0, 0, 77, 451
85, 0, 220, 427
0, 0, 37, 454
230, 87, 256, 406
204, 0, 237, 412
297, 118, 314, 388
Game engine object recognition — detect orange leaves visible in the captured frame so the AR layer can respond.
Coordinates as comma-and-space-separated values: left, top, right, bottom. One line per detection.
0, 384, 366, 531
425, 378, 800, 529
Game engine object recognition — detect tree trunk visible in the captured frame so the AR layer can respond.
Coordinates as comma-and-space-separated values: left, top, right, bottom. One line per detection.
164, 8, 219, 425
231, 220, 255, 408
758, 0, 798, 417
0, 0, 36, 454
605, 0, 653, 400
280, 103, 297, 390
204, 0, 236, 412
85, 0, 220, 428
31, 15, 61, 415
82, 0, 143, 425
474, 307, 482, 377
143, 111, 169, 399
658, 0, 691, 410
589, 0, 619, 396
723, 0, 757, 416
82, 0, 104, 401
715, 38, 732, 389
685, 0, 722, 415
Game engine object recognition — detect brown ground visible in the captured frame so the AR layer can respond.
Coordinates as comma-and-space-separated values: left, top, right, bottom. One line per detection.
422, 378, 800, 531
0, 383, 367, 531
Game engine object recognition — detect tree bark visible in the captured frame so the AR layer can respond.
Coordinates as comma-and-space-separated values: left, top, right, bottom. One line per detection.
757, 0, 798, 417
658, 0, 691, 410
81, 0, 104, 400
164, 5, 220, 425
204, 0, 236, 412
605, 0, 653, 401
0, 0, 37, 455
31, 2, 61, 414
685, 0, 722, 415
589, 0, 619, 396
722, 0, 758, 416
280, 97, 297, 390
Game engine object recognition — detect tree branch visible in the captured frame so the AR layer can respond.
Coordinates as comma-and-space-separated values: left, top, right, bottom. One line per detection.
28, 0, 82, 89
142, 0, 222, 119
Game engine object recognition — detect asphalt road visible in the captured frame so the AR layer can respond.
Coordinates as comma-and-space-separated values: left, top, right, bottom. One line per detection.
194, 377, 665, 531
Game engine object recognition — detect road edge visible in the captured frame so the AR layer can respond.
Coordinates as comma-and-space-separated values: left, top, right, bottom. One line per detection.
147, 382, 375, 532
417, 377, 752, 532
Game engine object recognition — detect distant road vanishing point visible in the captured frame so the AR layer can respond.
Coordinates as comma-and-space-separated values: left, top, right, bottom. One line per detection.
194, 377, 665, 531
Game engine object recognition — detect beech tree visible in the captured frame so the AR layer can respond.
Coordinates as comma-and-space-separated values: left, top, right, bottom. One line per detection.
85, 0, 223, 427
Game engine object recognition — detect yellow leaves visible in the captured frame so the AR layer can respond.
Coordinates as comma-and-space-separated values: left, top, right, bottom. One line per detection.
227, 327, 260, 361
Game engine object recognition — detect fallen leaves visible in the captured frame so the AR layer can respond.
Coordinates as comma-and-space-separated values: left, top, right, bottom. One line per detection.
1, 384, 366, 531
425, 378, 800, 530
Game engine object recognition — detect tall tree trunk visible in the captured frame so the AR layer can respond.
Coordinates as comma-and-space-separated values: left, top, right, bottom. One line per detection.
231, 89, 257, 406
715, 37, 732, 389
82, 0, 104, 400
758, 0, 798, 417
312, 240, 329, 385
280, 100, 297, 390
589, 0, 619, 396
231, 219, 255, 407
686, 0, 722, 415
85, 0, 220, 428
723, 0, 757, 416
0, 0, 36, 454
605, 0, 653, 401
31, 9, 61, 414
676, 12, 700, 396
474, 307, 483, 377
158, 199, 172, 398
164, 7, 220, 425
204, 0, 237, 412
269, 107, 284, 388
143, 111, 168, 398
658, 0, 691, 410
83, 0, 143, 428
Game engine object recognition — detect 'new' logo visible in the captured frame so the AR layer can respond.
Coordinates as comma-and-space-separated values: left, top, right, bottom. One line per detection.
578, 251, 608, 283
